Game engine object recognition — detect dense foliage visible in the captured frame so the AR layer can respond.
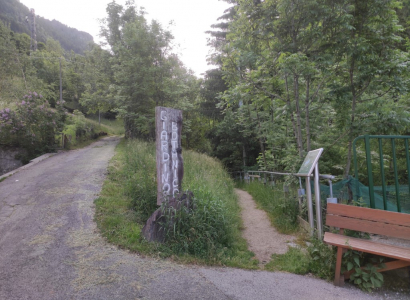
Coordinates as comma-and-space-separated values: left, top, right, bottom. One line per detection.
0, 91, 66, 160
2, 0, 410, 177
208, 0, 410, 177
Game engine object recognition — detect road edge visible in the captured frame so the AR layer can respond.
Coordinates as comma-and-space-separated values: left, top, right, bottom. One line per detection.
0, 153, 56, 181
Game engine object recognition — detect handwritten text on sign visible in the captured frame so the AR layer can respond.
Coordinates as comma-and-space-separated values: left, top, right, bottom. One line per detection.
155, 107, 183, 205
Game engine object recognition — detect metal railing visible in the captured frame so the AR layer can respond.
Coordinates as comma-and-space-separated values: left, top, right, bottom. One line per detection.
353, 135, 410, 212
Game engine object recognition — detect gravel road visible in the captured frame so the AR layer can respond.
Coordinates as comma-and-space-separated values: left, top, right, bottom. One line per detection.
0, 136, 406, 300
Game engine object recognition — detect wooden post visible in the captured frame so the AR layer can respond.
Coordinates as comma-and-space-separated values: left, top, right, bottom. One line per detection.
155, 107, 183, 205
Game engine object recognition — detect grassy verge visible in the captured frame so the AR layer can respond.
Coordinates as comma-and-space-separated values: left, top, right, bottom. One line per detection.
236, 181, 300, 234
95, 139, 257, 268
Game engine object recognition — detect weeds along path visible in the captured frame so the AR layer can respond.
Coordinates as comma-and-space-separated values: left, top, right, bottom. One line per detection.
235, 188, 296, 265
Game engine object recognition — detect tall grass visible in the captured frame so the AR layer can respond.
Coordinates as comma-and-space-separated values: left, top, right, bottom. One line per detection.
164, 150, 245, 259
95, 139, 256, 267
237, 181, 300, 234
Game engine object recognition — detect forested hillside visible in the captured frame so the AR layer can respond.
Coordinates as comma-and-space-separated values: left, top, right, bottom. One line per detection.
0, 0, 93, 54
1, 0, 410, 180
0, 1, 213, 160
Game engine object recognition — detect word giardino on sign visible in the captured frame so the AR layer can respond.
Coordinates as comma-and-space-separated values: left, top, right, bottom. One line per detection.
160, 111, 179, 195
155, 107, 183, 205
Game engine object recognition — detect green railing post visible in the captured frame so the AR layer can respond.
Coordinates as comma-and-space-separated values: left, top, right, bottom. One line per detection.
378, 139, 388, 210
353, 135, 410, 213
391, 139, 401, 212
405, 139, 410, 210
364, 135, 375, 208
352, 136, 362, 201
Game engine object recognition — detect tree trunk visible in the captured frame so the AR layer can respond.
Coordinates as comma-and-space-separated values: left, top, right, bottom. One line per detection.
256, 110, 268, 170
344, 63, 357, 178
305, 78, 311, 152
294, 74, 304, 157
285, 75, 300, 154
243, 145, 247, 170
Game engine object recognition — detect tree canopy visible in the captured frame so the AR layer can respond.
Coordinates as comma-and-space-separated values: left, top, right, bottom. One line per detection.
2, 0, 410, 178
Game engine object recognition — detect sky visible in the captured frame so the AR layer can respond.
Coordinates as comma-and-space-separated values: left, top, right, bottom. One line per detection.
19, 0, 231, 77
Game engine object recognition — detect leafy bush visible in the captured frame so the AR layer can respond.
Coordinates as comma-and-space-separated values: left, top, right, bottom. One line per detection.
307, 238, 336, 280
62, 110, 100, 148
266, 237, 385, 292
342, 250, 385, 291
0, 91, 66, 159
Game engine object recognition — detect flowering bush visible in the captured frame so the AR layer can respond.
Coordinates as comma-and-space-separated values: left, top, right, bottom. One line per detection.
0, 91, 66, 158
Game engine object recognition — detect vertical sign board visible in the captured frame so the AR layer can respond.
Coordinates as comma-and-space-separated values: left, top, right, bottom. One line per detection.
296, 148, 324, 177
156, 107, 183, 205
296, 148, 324, 238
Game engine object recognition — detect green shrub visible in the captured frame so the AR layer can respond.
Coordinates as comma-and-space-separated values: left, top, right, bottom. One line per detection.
0, 91, 66, 158
62, 110, 99, 148
342, 250, 385, 291
307, 238, 336, 280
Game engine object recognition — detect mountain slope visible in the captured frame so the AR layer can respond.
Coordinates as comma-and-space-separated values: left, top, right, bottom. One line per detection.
0, 0, 94, 54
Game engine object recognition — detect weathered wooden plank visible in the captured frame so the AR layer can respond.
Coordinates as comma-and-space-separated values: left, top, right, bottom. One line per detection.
324, 232, 410, 261
326, 215, 410, 240
327, 203, 410, 227
155, 107, 183, 205
334, 243, 344, 286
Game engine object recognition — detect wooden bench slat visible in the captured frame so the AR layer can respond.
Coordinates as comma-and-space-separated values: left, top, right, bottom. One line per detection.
327, 203, 410, 227
326, 215, 410, 240
324, 232, 410, 262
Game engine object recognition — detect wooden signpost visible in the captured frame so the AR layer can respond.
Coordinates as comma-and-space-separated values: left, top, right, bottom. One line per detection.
143, 107, 186, 242
155, 106, 183, 205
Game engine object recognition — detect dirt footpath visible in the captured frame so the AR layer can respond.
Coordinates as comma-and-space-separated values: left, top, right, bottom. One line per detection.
236, 188, 295, 264
0, 137, 401, 300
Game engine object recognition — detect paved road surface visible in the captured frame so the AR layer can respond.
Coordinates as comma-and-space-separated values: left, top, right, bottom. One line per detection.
0, 137, 404, 299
